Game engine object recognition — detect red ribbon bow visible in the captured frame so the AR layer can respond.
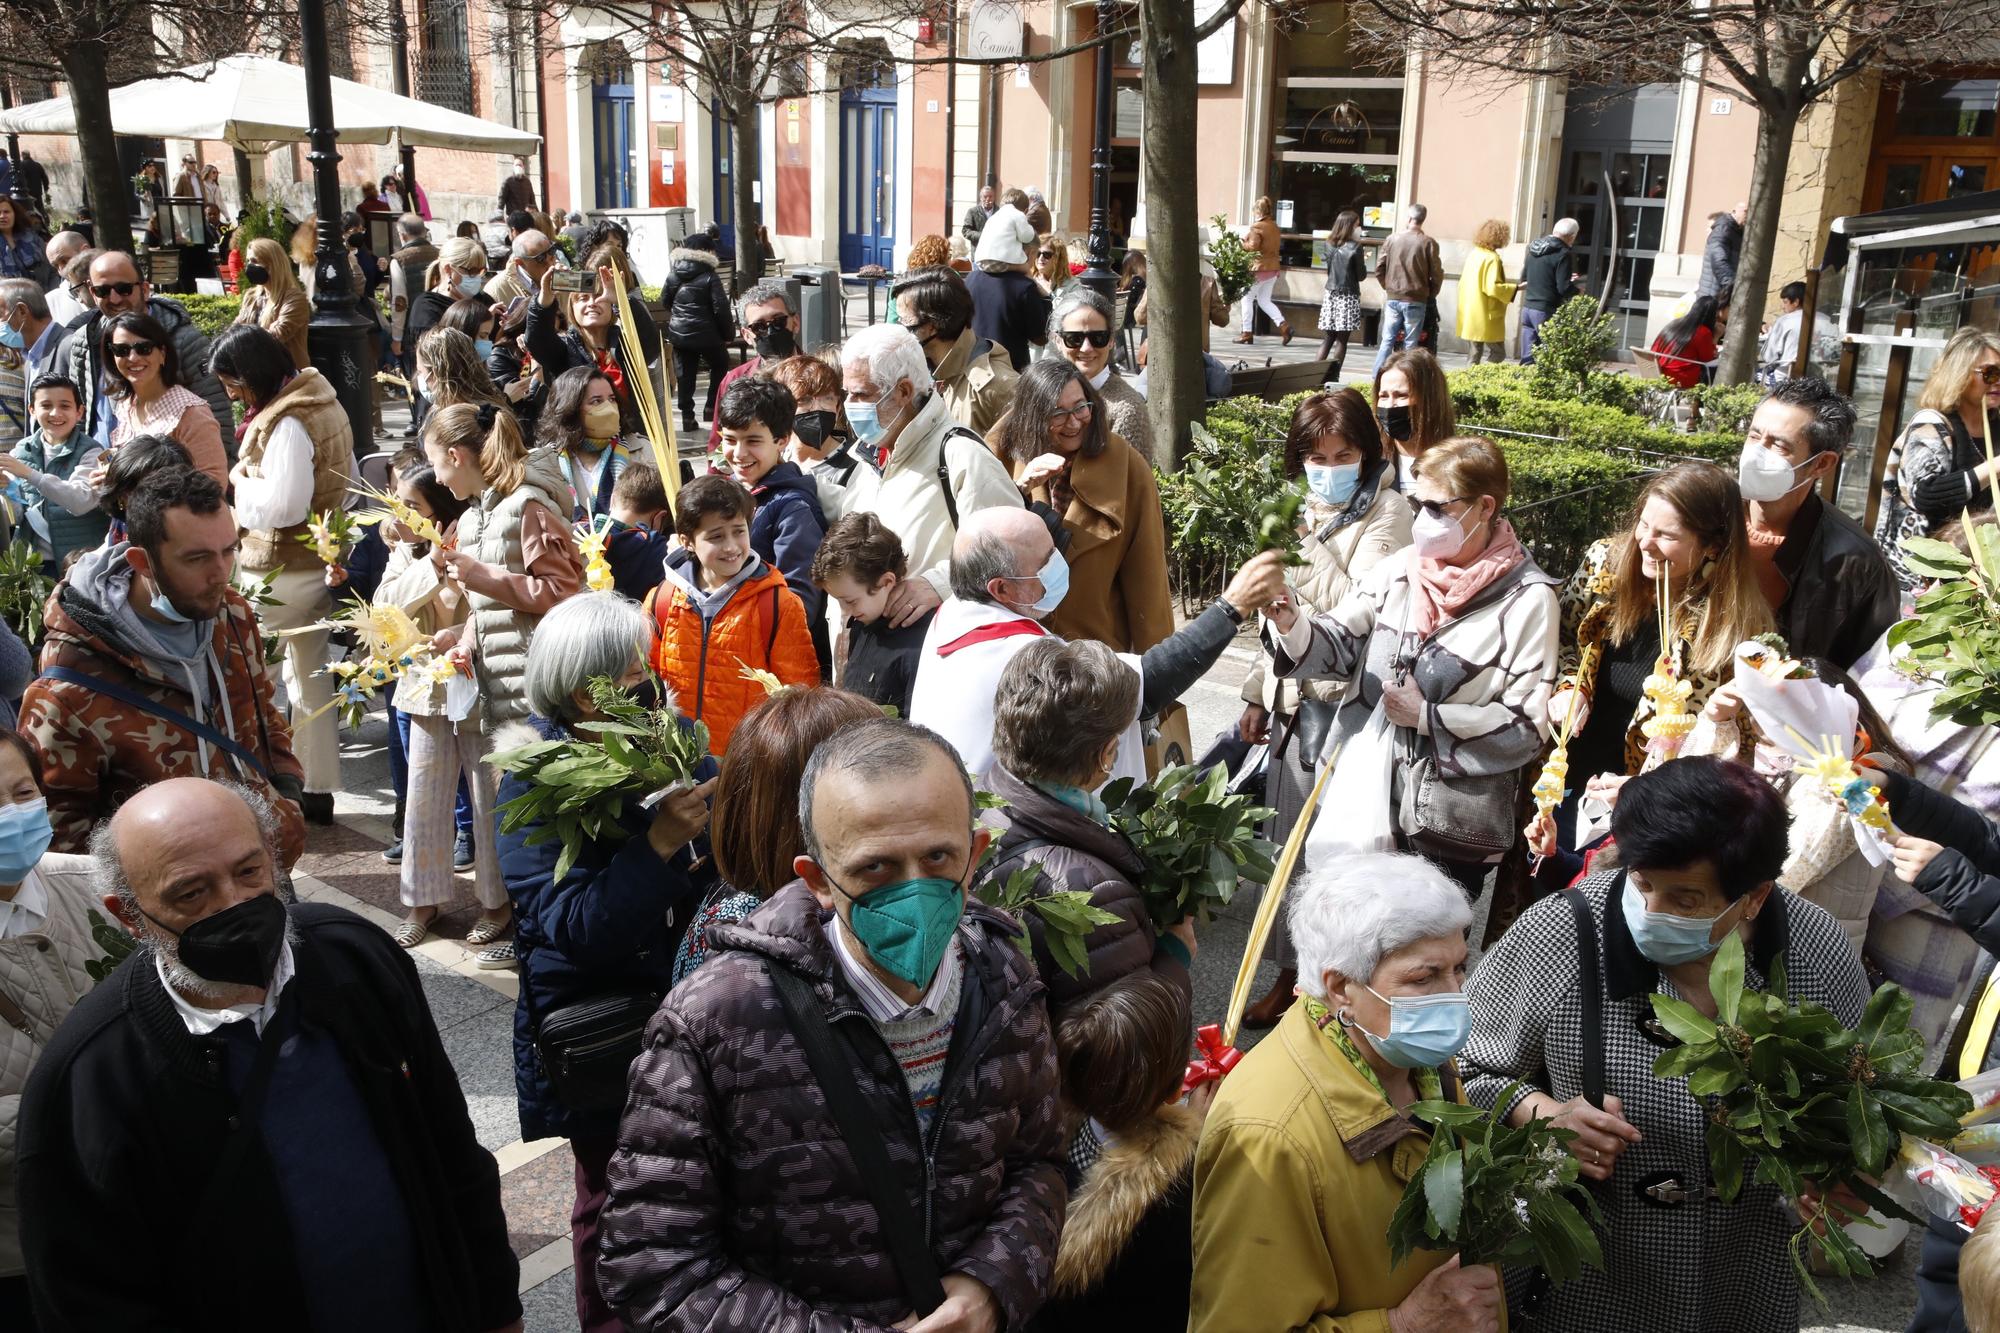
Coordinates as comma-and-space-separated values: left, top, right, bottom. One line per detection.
1182, 1023, 1243, 1096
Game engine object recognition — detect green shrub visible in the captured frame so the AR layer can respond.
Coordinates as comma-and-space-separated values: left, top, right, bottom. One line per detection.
1447, 365, 1741, 464
1207, 215, 1255, 305
1529, 295, 1619, 400
234, 198, 294, 252
174, 294, 242, 339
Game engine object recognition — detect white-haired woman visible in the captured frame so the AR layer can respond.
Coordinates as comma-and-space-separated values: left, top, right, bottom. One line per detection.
1190, 851, 1502, 1333
495, 591, 718, 1333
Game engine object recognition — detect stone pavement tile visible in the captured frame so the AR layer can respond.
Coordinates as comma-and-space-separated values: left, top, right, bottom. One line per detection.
417, 955, 513, 1030
499, 1140, 579, 1259
435, 990, 523, 1150
301, 819, 386, 858
520, 1268, 576, 1333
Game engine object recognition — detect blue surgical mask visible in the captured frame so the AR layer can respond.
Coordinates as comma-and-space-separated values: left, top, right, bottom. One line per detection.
0, 798, 53, 882
474, 337, 495, 360
845, 392, 906, 449
1022, 548, 1069, 616
831, 873, 965, 989
1621, 876, 1745, 966
457, 273, 484, 298
1304, 463, 1359, 508
0, 315, 24, 352
1350, 982, 1471, 1069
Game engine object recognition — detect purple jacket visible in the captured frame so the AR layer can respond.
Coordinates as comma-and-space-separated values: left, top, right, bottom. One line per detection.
597, 880, 1069, 1331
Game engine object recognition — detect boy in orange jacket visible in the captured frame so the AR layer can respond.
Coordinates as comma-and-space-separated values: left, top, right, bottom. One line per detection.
645, 474, 817, 754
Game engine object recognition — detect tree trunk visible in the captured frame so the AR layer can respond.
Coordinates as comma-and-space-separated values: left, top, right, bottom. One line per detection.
1715, 74, 1805, 385
1139, 0, 1203, 471
729, 102, 764, 292
61, 49, 134, 252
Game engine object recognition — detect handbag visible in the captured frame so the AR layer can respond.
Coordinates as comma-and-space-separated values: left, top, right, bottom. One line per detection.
1397, 736, 1523, 863
534, 988, 663, 1112
1275, 697, 1339, 772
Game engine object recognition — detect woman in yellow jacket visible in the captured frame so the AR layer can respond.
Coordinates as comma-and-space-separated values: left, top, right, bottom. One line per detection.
1457, 219, 1518, 365
1191, 851, 1505, 1333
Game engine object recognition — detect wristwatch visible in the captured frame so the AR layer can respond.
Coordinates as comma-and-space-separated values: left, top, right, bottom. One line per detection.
1214, 597, 1246, 626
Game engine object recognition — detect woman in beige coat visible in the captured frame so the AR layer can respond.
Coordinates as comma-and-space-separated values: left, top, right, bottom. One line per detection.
1238, 387, 1412, 1026
0, 730, 100, 1322
233, 236, 313, 374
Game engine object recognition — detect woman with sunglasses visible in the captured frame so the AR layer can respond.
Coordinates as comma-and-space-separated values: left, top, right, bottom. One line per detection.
1264, 436, 1559, 902
102, 312, 226, 485
991, 358, 1172, 654
1031, 233, 1076, 301
1877, 326, 2000, 590
1048, 286, 1151, 463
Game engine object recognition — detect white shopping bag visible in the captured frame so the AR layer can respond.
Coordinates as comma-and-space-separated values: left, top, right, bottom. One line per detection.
1303, 699, 1398, 863
442, 670, 479, 723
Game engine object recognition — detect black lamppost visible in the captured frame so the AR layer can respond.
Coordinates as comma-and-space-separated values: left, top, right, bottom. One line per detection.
299, 0, 377, 450
389, 3, 421, 203
1078, 0, 1117, 303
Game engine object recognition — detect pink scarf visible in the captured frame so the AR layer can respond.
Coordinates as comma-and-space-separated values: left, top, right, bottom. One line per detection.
1406, 517, 1526, 636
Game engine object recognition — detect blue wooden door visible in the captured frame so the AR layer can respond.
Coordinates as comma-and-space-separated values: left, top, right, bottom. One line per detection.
592, 60, 635, 210
839, 89, 896, 271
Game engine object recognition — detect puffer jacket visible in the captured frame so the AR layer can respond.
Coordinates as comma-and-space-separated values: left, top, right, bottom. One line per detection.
1698, 213, 1742, 298
595, 880, 1069, 1331
747, 460, 828, 628
660, 247, 734, 350
978, 764, 1190, 1009
0, 852, 98, 1278
644, 549, 818, 755
19, 545, 306, 863
494, 713, 718, 1143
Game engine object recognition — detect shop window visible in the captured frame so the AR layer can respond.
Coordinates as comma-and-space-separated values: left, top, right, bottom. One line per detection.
1268, 1, 1402, 265
1894, 79, 2000, 139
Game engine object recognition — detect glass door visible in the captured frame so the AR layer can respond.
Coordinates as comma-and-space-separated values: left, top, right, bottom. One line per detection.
1559, 144, 1670, 352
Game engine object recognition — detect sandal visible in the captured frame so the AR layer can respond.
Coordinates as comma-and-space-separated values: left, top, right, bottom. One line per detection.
464, 915, 511, 947
392, 919, 430, 949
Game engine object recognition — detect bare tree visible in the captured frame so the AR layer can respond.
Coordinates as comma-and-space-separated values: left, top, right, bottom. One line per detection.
1352, 0, 2000, 383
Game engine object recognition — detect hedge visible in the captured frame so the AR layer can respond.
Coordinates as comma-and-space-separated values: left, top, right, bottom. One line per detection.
174, 294, 243, 339
1163, 365, 1750, 601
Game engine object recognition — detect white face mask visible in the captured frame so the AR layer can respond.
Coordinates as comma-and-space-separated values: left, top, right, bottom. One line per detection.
1412, 505, 1482, 560
1737, 441, 1808, 503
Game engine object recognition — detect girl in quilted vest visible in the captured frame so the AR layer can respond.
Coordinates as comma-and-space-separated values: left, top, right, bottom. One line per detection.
426, 402, 583, 964
216, 324, 356, 823
645, 474, 816, 755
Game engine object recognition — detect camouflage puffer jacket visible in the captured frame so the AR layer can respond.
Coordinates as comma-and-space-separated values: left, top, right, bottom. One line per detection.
596, 880, 1069, 1331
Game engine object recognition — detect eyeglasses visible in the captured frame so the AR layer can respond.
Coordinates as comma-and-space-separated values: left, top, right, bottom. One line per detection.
1047, 401, 1092, 427
1977, 364, 2000, 386
91, 282, 139, 299
1037, 251, 1056, 260
1058, 329, 1111, 350
109, 340, 159, 360
1410, 496, 1470, 520
745, 318, 789, 337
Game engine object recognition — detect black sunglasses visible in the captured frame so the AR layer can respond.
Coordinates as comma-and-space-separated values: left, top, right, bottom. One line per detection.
109, 339, 159, 360
1059, 329, 1112, 350
745, 317, 789, 337
1410, 496, 1470, 520
91, 281, 139, 299
1037, 250, 1056, 260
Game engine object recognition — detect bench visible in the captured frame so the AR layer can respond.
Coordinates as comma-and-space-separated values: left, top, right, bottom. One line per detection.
1216, 357, 1337, 403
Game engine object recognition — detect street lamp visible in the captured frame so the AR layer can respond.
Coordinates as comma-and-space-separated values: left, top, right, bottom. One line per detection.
298, 0, 378, 450
1078, 0, 1117, 303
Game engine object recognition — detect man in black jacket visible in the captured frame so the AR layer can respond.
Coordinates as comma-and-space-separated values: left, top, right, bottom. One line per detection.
1737, 376, 1899, 668
1517, 217, 1581, 363
18, 778, 521, 1333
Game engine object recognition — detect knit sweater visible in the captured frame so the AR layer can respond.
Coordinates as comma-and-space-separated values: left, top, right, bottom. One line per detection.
881, 958, 963, 1138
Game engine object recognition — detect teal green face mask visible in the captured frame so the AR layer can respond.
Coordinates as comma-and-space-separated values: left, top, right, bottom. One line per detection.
830, 873, 965, 989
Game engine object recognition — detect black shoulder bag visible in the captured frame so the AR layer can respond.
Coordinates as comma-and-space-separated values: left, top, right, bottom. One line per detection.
767, 962, 947, 1319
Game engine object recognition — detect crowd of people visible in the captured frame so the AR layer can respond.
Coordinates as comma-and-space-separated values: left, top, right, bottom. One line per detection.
4, 153, 2000, 1333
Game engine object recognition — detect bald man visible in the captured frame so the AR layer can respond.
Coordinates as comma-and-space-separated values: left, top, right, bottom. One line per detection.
17, 778, 522, 1333
908, 507, 1288, 778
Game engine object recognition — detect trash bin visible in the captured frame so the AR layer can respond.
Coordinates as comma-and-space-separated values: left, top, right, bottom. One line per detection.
793, 264, 841, 354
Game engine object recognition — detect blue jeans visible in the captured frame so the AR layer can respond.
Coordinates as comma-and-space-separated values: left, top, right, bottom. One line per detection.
388, 705, 472, 835
1373, 300, 1426, 374
1519, 307, 1554, 363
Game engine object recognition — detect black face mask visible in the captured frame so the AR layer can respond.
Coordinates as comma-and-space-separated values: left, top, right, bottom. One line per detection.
144, 892, 287, 988
754, 325, 798, 361
1376, 404, 1414, 443
793, 409, 840, 450
241, 263, 270, 287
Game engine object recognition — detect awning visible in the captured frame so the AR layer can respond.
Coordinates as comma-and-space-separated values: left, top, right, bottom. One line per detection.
0, 53, 540, 156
